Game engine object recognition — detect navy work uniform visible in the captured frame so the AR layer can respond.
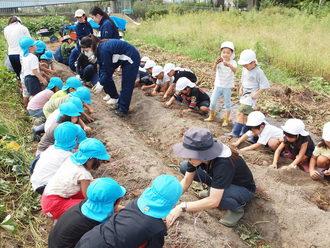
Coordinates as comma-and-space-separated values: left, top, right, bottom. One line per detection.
75, 22, 93, 50
99, 18, 119, 40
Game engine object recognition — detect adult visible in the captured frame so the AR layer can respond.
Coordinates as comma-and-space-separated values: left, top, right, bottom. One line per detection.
89, 6, 119, 40
4, 16, 30, 79
166, 127, 256, 227
81, 35, 140, 117
74, 9, 93, 50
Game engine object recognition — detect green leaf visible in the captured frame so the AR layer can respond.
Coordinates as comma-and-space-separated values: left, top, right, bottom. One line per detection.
12, 164, 26, 176
240, 233, 251, 240
1, 215, 18, 237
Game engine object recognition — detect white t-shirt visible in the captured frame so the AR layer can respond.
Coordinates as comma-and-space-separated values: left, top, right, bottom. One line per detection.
4, 22, 31, 55
246, 123, 283, 145
31, 145, 73, 190
45, 108, 60, 132
239, 65, 270, 108
156, 74, 174, 86
44, 157, 93, 198
214, 60, 237, 88
22, 53, 40, 77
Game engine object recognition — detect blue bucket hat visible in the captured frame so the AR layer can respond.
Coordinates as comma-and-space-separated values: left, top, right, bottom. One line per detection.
54, 122, 79, 151
137, 175, 182, 219
45, 50, 53, 59
81, 178, 126, 222
46, 77, 63, 90
35, 40, 47, 54
70, 138, 110, 165
75, 124, 87, 143
66, 97, 84, 113
70, 87, 92, 104
19, 36, 36, 57
62, 77, 82, 91
56, 102, 81, 122
40, 54, 48, 60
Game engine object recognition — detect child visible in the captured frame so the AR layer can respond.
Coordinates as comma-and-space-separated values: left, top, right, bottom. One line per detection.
134, 57, 153, 87
232, 111, 282, 151
51, 76, 82, 99
140, 56, 150, 67
204, 41, 237, 126
150, 65, 174, 96
225, 49, 270, 137
60, 35, 75, 65
271, 119, 315, 171
41, 138, 110, 220
39, 54, 52, 81
165, 77, 210, 114
76, 175, 182, 248
48, 178, 126, 248
45, 50, 55, 71
140, 60, 157, 91
310, 122, 330, 179
19, 36, 47, 96
163, 63, 197, 99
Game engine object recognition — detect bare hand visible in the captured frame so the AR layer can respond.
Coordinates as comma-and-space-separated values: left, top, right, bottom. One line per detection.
183, 109, 192, 114
141, 86, 147, 90
231, 141, 239, 147
89, 109, 96, 115
239, 87, 243, 96
270, 163, 277, 169
281, 165, 292, 170
310, 169, 321, 180
251, 92, 259, 99
42, 79, 48, 85
165, 206, 182, 228
165, 101, 172, 107
223, 61, 230, 67
85, 115, 94, 123
84, 126, 92, 135
151, 90, 157, 95
215, 56, 223, 64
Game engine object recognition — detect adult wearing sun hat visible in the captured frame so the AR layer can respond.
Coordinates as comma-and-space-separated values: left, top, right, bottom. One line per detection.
166, 127, 256, 227
60, 35, 75, 65
76, 175, 182, 248
41, 138, 110, 220
31, 122, 80, 195
48, 178, 126, 248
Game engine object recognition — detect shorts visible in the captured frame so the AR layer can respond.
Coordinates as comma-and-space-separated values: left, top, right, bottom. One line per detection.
21, 75, 31, 98
25, 75, 42, 96
237, 104, 253, 115
197, 100, 210, 108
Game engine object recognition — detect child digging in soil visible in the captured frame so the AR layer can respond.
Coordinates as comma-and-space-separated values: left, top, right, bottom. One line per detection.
204, 41, 237, 126
271, 119, 315, 171
232, 111, 282, 151
150, 65, 174, 96
165, 77, 210, 114
309, 122, 330, 179
225, 49, 270, 137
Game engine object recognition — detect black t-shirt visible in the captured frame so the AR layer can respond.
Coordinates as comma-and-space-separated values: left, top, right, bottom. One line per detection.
48, 199, 101, 248
173, 69, 197, 84
174, 87, 210, 109
186, 156, 256, 192
75, 199, 167, 248
285, 135, 315, 157
138, 68, 150, 79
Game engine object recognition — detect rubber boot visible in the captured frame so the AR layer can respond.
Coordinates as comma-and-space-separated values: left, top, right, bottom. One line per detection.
224, 123, 243, 138
240, 124, 248, 136
219, 205, 245, 227
32, 123, 45, 142
222, 115, 229, 126
204, 111, 215, 122
198, 190, 209, 199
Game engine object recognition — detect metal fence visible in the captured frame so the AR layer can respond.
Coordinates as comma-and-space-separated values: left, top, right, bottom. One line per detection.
145, 5, 222, 12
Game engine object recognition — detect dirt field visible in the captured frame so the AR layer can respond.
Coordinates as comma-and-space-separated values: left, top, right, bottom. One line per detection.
3, 40, 329, 248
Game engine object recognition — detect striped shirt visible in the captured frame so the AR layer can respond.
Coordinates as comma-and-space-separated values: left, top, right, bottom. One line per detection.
214, 59, 237, 88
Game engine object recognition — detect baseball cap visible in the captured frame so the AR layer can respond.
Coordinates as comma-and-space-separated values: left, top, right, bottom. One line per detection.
66, 96, 84, 113
56, 102, 81, 122
322, 122, 330, 142
70, 87, 92, 104
137, 175, 182, 218
141, 56, 150, 62
176, 77, 195, 91
62, 77, 82, 91
164, 63, 176, 74
238, 49, 257, 65
281, 119, 309, 136
81, 178, 126, 222
35, 40, 47, 54
246, 111, 266, 127
19, 36, 36, 57
54, 122, 79, 151
152, 65, 163, 77
75, 9, 85, 18
70, 138, 111, 165
46, 77, 63, 90
45, 50, 53, 59
144, 60, 156, 69
173, 127, 231, 161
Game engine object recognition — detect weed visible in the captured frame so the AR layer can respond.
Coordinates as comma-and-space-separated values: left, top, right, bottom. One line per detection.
235, 221, 273, 247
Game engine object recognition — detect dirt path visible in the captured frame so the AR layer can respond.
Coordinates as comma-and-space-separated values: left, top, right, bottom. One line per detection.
42, 41, 330, 248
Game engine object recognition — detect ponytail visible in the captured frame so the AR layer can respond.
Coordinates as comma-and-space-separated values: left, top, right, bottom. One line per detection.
89, 6, 119, 37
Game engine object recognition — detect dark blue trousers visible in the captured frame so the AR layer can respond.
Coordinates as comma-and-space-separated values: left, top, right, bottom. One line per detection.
9, 54, 21, 78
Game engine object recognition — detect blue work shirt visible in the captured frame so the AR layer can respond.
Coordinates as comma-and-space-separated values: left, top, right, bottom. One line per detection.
69, 47, 81, 72
99, 17, 119, 40
75, 22, 93, 49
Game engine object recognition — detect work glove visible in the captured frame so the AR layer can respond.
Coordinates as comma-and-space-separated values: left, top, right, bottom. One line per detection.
88, 55, 97, 64
76, 74, 81, 80
92, 82, 103, 94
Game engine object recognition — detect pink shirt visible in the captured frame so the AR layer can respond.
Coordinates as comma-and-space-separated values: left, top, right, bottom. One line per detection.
27, 89, 54, 111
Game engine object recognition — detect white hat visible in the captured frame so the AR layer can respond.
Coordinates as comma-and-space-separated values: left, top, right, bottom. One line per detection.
238, 49, 256, 65
152, 65, 163, 77
141, 56, 150, 62
164, 63, 175, 74
144, 60, 156, 69
246, 111, 266, 127
75, 9, 85, 18
281, 119, 309, 136
62, 35, 71, 42
221, 41, 235, 60
176, 77, 196, 91
322, 122, 330, 141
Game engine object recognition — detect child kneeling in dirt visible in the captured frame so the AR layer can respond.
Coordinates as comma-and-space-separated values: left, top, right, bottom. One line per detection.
165, 77, 210, 114
232, 111, 283, 151
225, 49, 270, 138
150, 65, 174, 96
309, 122, 330, 179
271, 119, 315, 171
75, 175, 182, 248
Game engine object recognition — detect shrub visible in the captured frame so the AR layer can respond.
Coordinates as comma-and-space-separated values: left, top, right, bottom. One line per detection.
132, 2, 147, 19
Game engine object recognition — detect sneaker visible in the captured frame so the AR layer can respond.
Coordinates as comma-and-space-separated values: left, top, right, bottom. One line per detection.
198, 190, 209, 198
103, 95, 111, 101
85, 81, 92, 87
114, 109, 128, 117
109, 105, 119, 111
107, 98, 119, 105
